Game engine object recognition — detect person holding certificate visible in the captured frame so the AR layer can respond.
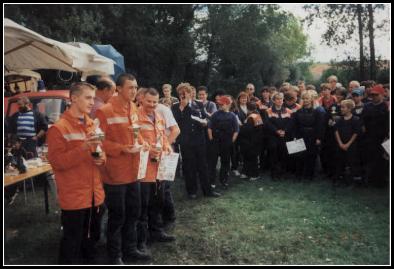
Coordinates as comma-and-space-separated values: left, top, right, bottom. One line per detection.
96, 74, 150, 265
265, 92, 295, 180
136, 88, 176, 255
293, 91, 324, 181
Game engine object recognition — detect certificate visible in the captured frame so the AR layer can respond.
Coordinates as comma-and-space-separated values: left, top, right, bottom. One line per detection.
286, 139, 307, 154
137, 150, 149, 180
157, 152, 180, 181
382, 139, 390, 155
191, 115, 208, 125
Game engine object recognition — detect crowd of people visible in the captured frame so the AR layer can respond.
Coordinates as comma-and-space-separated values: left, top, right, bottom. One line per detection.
4, 73, 390, 265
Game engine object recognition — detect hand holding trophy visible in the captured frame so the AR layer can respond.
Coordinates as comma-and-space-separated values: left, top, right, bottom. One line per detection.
127, 123, 143, 153
91, 118, 105, 158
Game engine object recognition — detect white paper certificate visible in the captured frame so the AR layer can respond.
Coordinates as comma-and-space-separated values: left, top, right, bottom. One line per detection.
286, 139, 307, 154
382, 139, 390, 155
191, 115, 208, 125
137, 150, 149, 180
157, 152, 180, 181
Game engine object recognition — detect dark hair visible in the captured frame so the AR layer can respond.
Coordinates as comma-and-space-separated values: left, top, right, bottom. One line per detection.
335, 87, 348, 97
361, 80, 375, 89
116, 73, 136, 86
246, 101, 257, 112
260, 86, 270, 93
145, 87, 159, 96
211, 89, 226, 102
197, 86, 208, 93
96, 80, 114, 91
69, 82, 96, 97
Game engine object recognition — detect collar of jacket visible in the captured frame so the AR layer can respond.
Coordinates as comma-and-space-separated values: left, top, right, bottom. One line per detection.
61, 109, 94, 129
108, 95, 135, 114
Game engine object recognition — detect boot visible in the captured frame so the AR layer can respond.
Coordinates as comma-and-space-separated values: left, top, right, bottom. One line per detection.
124, 249, 152, 261
150, 231, 176, 242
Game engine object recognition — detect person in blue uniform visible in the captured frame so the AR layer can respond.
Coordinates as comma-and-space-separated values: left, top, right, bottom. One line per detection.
293, 91, 324, 181
238, 101, 263, 181
361, 85, 389, 187
172, 83, 221, 199
334, 99, 363, 186
265, 92, 295, 180
208, 95, 239, 189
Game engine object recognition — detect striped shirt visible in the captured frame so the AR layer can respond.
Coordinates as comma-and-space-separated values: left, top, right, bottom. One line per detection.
17, 111, 36, 137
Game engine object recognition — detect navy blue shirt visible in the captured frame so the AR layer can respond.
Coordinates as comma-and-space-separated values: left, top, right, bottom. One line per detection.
208, 110, 239, 143
334, 116, 362, 144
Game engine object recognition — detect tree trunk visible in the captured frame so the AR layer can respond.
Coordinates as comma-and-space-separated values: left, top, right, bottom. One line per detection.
357, 5, 365, 81
368, 4, 376, 81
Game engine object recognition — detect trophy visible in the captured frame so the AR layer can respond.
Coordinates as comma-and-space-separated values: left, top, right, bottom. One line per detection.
91, 118, 105, 158
329, 106, 339, 126
93, 118, 105, 140
132, 123, 141, 146
151, 135, 162, 163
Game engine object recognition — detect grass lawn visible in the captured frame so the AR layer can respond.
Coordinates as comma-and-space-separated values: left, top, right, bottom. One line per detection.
4, 172, 390, 265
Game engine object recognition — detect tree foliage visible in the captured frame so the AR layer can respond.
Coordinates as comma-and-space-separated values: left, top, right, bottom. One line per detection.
5, 4, 309, 95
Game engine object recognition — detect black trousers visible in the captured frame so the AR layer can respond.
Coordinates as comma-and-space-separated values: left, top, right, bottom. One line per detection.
161, 181, 175, 223
209, 140, 232, 185
364, 139, 388, 187
267, 136, 288, 177
180, 143, 211, 195
295, 136, 318, 179
259, 135, 270, 171
321, 129, 337, 177
138, 181, 165, 245
20, 136, 38, 158
242, 150, 259, 178
58, 204, 105, 264
335, 144, 361, 183
104, 182, 141, 259
230, 141, 241, 171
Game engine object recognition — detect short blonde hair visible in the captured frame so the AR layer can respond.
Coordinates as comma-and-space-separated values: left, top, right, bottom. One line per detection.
176, 82, 192, 94
340, 99, 355, 110
327, 75, 338, 83
320, 83, 331, 91
272, 92, 284, 101
307, 90, 319, 100
162, 84, 172, 91
301, 91, 313, 100
349, 80, 360, 88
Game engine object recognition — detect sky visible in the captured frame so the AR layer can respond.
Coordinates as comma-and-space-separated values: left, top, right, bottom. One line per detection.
278, 4, 391, 63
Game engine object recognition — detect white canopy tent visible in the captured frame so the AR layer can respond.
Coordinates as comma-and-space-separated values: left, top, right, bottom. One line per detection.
4, 18, 115, 80
5, 69, 42, 80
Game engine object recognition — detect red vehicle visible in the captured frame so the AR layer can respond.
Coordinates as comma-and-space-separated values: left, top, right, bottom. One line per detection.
5, 90, 70, 125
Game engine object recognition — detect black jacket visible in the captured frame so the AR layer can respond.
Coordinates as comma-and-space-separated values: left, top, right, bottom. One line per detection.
172, 100, 208, 146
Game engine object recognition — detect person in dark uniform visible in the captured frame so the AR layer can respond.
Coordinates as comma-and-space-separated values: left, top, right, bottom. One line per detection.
319, 83, 339, 178
232, 91, 249, 177
334, 99, 363, 186
257, 87, 272, 173
293, 91, 324, 181
172, 83, 221, 199
265, 92, 295, 180
361, 85, 389, 187
238, 101, 264, 181
208, 95, 240, 189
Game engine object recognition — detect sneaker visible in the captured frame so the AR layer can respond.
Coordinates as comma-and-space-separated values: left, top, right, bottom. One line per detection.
249, 177, 259, 181
232, 170, 241, 176
240, 174, 248, 179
